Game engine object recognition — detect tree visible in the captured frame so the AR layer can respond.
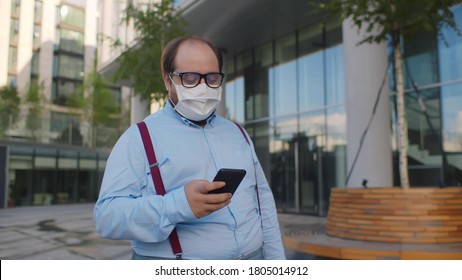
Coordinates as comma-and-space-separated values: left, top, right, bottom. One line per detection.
68, 68, 121, 147
320, 0, 462, 188
25, 80, 46, 140
111, 0, 186, 104
0, 85, 20, 137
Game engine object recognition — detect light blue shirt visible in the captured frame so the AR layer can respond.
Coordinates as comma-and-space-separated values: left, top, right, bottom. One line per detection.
94, 102, 286, 260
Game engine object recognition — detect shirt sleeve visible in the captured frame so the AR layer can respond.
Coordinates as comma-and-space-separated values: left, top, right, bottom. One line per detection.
93, 126, 196, 242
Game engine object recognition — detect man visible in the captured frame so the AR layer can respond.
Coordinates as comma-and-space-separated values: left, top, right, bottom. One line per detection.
94, 36, 286, 260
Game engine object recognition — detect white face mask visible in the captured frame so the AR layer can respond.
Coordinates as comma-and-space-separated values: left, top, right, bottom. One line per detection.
170, 80, 222, 121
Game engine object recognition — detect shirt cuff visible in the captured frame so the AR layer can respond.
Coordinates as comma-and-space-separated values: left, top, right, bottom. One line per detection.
164, 186, 196, 224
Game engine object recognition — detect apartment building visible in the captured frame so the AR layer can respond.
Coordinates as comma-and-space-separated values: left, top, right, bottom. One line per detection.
0, 0, 119, 208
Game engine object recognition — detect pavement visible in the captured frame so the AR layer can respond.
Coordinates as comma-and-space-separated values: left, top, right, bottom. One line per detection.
0, 203, 327, 260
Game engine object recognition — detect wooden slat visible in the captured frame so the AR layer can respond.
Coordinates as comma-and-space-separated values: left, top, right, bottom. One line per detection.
400, 237, 437, 243
417, 215, 452, 221
428, 210, 462, 215
347, 204, 407, 210
378, 231, 415, 238
363, 235, 402, 243
425, 226, 458, 232
436, 237, 462, 243
442, 220, 462, 226
298, 243, 341, 259
381, 215, 417, 221
363, 194, 395, 199
340, 248, 400, 260
357, 224, 389, 231
401, 251, 462, 260
389, 226, 425, 232
417, 232, 449, 237
372, 220, 409, 226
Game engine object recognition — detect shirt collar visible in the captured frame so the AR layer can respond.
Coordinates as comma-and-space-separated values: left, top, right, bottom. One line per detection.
164, 101, 217, 128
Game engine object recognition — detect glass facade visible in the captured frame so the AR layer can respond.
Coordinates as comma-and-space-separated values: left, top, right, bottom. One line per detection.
397, 4, 462, 187
224, 20, 346, 214
4, 142, 108, 207
222, 4, 462, 215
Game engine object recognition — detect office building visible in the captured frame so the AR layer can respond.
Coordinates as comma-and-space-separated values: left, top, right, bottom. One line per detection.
174, 0, 462, 215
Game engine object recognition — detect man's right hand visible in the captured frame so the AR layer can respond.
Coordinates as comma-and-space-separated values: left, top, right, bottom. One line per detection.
184, 180, 232, 218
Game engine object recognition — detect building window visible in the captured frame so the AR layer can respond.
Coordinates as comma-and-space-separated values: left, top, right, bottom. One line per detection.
34, 0, 42, 23
7, 75, 17, 87
31, 51, 40, 77
173, 0, 184, 8
33, 24, 41, 49
53, 55, 84, 80
253, 43, 272, 119
9, 19, 19, 45
52, 79, 81, 105
50, 111, 82, 145
235, 51, 253, 120
438, 4, 462, 84
271, 34, 297, 117
56, 29, 84, 54
8, 46, 18, 73
324, 45, 345, 106
224, 58, 245, 123
11, 0, 21, 18
57, 5, 85, 29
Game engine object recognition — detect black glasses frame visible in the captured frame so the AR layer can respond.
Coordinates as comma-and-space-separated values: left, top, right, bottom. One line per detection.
170, 71, 225, 88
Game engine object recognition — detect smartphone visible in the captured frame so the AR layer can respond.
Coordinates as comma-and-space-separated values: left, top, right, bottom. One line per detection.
208, 168, 247, 195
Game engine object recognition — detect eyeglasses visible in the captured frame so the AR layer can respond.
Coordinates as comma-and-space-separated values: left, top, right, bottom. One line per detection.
170, 71, 225, 88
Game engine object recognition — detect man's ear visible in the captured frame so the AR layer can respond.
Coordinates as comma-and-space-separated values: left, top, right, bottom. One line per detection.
163, 73, 171, 92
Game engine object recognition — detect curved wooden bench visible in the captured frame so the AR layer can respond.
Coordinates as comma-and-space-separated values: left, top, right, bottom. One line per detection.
326, 188, 462, 243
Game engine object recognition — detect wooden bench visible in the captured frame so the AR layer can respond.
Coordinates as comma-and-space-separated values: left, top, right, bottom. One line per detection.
326, 188, 462, 243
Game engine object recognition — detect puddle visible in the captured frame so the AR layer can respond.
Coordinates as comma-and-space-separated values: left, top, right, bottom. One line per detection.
37, 220, 65, 232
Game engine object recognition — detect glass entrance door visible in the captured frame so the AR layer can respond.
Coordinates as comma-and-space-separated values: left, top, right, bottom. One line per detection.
271, 138, 296, 212
271, 129, 323, 215
298, 135, 321, 214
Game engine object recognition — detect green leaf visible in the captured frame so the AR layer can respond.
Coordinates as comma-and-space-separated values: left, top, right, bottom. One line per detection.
109, 0, 187, 102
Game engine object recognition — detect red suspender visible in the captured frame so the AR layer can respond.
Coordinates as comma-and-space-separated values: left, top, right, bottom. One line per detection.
136, 121, 183, 259
233, 122, 261, 215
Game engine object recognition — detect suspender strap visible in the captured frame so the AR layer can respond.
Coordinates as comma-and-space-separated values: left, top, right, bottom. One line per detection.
233, 122, 261, 215
136, 121, 183, 259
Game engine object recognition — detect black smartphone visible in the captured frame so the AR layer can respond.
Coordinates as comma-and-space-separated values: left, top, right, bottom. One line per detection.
208, 168, 247, 195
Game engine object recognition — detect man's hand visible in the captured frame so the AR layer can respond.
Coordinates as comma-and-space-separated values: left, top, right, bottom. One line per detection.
184, 180, 232, 218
